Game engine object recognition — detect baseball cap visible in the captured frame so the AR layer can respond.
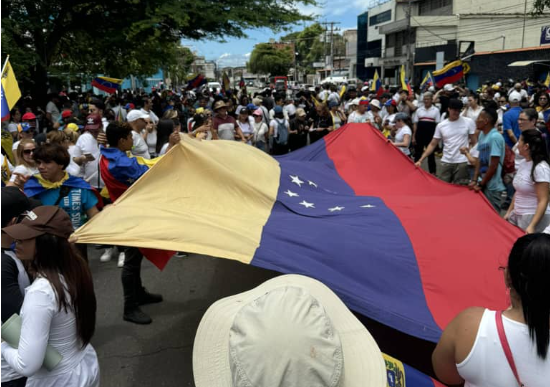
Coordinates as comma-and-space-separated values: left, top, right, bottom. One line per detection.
238, 106, 249, 114
246, 103, 258, 111
17, 123, 33, 133
84, 114, 102, 130
1, 187, 39, 227
274, 106, 283, 114
61, 110, 72, 119
394, 112, 408, 121
369, 99, 381, 110
384, 99, 397, 107
2, 206, 74, 241
448, 99, 464, 110
252, 108, 263, 117
126, 110, 150, 123
65, 123, 80, 132
443, 84, 455, 92
296, 108, 307, 117
124, 103, 135, 110
509, 91, 521, 103
358, 98, 369, 106
195, 107, 205, 114
22, 112, 36, 121
350, 98, 361, 106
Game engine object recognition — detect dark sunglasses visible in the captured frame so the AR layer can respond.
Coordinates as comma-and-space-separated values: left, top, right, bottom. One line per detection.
252, 114, 261, 117
23, 149, 36, 155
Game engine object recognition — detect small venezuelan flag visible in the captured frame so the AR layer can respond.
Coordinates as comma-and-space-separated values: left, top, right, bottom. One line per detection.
92, 76, 123, 94
371, 70, 383, 97
1, 58, 22, 121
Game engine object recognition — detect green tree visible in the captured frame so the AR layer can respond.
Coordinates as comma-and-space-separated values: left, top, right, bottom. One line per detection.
533, 0, 549, 13
1, 0, 316, 100
247, 43, 294, 76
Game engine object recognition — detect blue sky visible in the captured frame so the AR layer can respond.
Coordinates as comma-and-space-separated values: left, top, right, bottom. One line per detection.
181, 0, 373, 67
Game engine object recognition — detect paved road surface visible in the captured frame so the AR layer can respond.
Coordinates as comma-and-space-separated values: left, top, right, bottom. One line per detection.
89, 248, 279, 387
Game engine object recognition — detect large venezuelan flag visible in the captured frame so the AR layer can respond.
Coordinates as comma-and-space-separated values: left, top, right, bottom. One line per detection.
91, 76, 123, 94
72, 124, 522, 342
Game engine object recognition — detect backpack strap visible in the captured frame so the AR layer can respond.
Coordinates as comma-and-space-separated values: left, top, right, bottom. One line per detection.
54, 185, 72, 206
495, 310, 524, 386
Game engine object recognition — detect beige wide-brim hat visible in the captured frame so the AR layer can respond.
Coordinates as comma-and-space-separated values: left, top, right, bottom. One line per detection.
193, 274, 386, 387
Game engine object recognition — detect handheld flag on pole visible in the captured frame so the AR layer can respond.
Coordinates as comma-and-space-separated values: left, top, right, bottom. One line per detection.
186, 74, 207, 90
432, 60, 464, 88
400, 65, 413, 97
222, 72, 231, 94
544, 72, 550, 88
339, 84, 347, 99
1, 57, 22, 121
420, 71, 434, 90
371, 70, 383, 97
91, 76, 123, 94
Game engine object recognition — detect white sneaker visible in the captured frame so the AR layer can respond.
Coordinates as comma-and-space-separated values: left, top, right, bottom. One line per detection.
118, 252, 125, 268
100, 248, 113, 262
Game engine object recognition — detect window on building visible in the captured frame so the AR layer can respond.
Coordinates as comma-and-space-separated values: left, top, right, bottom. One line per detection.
369, 10, 392, 26
419, 0, 452, 16
386, 33, 396, 48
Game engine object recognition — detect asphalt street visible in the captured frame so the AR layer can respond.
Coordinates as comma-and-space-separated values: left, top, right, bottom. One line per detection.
89, 248, 279, 387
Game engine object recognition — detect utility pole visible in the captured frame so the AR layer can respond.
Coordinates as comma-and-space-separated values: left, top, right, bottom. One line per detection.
320, 21, 340, 79
405, 0, 412, 84
521, 0, 527, 48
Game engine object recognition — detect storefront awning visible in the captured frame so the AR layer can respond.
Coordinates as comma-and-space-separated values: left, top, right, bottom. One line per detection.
508, 60, 550, 67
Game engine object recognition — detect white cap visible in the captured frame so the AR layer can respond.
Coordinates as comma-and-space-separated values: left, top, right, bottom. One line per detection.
369, 99, 381, 110
127, 109, 150, 122
496, 82, 502, 87
193, 274, 386, 387
361, 86, 369, 92
443, 84, 455, 92
350, 98, 361, 106
509, 91, 522, 103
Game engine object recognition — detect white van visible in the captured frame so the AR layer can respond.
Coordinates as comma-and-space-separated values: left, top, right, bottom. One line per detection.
208, 82, 221, 92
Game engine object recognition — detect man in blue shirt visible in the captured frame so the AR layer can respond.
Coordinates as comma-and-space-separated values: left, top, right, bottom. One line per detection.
469, 109, 506, 212
502, 91, 522, 148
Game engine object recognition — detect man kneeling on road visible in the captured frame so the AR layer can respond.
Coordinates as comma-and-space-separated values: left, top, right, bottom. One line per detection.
415, 99, 475, 185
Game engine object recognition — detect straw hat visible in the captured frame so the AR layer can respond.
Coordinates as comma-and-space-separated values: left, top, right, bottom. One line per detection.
193, 274, 386, 387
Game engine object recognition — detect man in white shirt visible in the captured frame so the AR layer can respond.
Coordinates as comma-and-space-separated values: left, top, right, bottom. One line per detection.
140, 97, 159, 125
45, 94, 61, 125
88, 99, 109, 131
126, 110, 151, 159
507, 82, 528, 101
347, 99, 371, 123
412, 92, 441, 174
415, 99, 475, 184
75, 114, 104, 190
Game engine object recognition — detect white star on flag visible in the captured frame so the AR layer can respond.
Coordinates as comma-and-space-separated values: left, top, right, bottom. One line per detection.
328, 206, 344, 212
284, 190, 299, 197
361, 204, 376, 208
299, 200, 315, 208
290, 175, 304, 187
308, 180, 318, 188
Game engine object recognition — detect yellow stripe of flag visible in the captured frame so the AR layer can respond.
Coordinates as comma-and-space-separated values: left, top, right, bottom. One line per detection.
98, 76, 123, 85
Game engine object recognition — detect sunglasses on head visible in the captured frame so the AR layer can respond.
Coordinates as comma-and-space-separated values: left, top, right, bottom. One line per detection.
23, 149, 36, 155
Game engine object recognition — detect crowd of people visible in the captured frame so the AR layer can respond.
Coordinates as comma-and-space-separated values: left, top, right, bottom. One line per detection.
1, 76, 550, 386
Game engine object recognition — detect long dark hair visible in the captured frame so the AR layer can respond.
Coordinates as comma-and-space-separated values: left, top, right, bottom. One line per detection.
30, 234, 96, 348
520, 129, 549, 181
156, 119, 175, 155
508, 233, 550, 359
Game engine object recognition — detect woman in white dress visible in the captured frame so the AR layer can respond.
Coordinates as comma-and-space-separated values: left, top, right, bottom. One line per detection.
1, 206, 99, 387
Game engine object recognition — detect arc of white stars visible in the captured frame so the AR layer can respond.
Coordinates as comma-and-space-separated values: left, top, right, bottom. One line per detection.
328, 206, 344, 212
284, 190, 299, 197
299, 200, 315, 208
361, 204, 376, 208
308, 180, 318, 188
290, 175, 304, 187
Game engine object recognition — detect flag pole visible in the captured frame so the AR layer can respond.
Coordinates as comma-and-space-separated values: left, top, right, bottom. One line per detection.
1, 55, 10, 77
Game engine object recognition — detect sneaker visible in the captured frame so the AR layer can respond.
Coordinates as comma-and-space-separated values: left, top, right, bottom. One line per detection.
138, 289, 163, 305
123, 307, 152, 325
117, 252, 125, 268
100, 248, 113, 262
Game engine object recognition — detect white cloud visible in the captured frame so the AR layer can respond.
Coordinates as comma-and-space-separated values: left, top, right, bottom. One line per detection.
218, 53, 231, 59
217, 53, 250, 67
244, 52, 251, 58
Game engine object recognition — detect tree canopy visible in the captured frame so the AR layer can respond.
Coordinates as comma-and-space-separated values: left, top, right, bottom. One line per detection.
1, 0, 317, 96
247, 43, 294, 76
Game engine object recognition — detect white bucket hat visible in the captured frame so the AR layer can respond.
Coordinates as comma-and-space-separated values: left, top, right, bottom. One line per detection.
193, 274, 386, 387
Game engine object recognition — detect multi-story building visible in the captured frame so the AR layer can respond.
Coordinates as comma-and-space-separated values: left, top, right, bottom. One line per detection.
371, 0, 550, 87
344, 29, 358, 78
